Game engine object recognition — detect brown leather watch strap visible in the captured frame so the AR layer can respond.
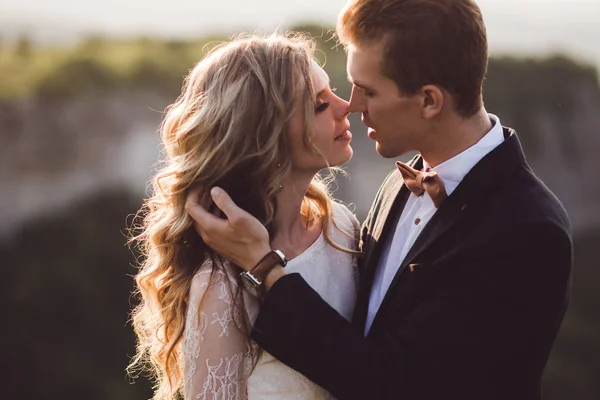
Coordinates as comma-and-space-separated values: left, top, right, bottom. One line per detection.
241, 250, 287, 286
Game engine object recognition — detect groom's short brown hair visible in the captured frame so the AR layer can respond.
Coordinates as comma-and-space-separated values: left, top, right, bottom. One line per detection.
337, 0, 488, 118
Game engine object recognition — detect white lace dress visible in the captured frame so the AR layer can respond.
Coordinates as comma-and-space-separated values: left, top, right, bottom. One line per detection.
182, 202, 359, 400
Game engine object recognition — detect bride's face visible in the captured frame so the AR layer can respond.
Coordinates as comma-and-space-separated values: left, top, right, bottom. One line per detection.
288, 62, 353, 173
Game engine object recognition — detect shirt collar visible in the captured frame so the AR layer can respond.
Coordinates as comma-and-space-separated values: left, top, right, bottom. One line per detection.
423, 114, 504, 196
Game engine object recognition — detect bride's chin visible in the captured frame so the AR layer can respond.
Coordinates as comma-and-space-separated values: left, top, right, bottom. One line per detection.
341, 146, 354, 163
328, 148, 354, 168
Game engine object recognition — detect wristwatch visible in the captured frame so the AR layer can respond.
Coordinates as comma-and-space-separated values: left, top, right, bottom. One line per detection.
240, 250, 287, 287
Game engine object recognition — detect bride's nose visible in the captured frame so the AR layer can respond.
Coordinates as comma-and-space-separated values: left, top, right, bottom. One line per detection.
334, 95, 350, 120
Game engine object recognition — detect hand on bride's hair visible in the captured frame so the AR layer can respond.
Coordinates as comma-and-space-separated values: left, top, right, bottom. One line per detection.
185, 186, 271, 270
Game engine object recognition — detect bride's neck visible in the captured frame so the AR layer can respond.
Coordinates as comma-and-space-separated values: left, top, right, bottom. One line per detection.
271, 172, 318, 255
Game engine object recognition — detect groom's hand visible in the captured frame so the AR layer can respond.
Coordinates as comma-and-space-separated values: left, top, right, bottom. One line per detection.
185, 187, 272, 271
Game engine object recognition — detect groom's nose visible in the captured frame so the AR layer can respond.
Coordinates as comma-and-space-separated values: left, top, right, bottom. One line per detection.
348, 85, 366, 113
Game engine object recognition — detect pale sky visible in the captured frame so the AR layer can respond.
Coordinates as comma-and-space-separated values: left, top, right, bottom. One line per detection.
1, 0, 599, 66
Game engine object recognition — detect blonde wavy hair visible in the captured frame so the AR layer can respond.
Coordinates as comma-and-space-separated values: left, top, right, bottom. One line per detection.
128, 32, 355, 400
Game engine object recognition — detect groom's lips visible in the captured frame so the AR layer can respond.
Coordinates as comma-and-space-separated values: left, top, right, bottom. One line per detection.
363, 116, 376, 139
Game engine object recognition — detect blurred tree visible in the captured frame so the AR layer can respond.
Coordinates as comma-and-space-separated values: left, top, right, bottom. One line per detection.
15, 34, 33, 59
164, 39, 188, 53
128, 57, 182, 97
36, 58, 119, 99
1, 189, 153, 400
78, 35, 108, 57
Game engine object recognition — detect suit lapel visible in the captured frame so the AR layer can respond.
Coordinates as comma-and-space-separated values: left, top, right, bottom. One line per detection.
363, 177, 407, 271
366, 187, 470, 335
352, 155, 421, 328
367, 128, 525, 335
399, 180, 470, 277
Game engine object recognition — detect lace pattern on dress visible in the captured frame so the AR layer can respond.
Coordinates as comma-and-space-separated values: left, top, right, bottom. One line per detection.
183, 258, 252, 400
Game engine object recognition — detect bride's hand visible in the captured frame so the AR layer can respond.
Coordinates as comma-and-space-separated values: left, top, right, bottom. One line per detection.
185, 186, 271, 270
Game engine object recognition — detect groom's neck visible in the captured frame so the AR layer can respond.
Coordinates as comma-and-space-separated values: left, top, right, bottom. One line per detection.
419, 107, 492, 168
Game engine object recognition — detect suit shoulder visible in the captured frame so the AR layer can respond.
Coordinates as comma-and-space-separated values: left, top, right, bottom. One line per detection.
508, 167, 571, 233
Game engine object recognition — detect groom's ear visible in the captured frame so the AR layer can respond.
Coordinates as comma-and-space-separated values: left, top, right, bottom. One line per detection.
419, 85, 444, 119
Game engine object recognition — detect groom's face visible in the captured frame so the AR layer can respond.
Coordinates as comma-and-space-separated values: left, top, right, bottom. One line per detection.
347, 41, 425, 158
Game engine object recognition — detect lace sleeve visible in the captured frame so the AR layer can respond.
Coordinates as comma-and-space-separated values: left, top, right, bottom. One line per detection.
183, 262, 250, 400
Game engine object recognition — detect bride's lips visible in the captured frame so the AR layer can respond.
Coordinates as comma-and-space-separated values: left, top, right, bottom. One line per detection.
335, 125, 352, 141
335, 130, 352, 141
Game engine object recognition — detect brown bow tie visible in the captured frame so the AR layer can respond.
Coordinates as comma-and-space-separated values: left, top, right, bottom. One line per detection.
396, 161, 448, 208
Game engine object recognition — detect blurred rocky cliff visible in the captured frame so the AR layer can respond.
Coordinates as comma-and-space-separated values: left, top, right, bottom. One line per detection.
1, 42, 599, 236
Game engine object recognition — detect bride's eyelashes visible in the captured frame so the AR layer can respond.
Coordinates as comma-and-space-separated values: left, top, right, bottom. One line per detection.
313, 86, 339, 113
315, 101, 330, 113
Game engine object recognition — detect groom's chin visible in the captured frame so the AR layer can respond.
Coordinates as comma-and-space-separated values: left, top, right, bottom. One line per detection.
375, 142, 407, 159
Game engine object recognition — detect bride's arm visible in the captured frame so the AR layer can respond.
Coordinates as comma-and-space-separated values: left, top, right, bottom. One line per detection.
183, 265, 249, 400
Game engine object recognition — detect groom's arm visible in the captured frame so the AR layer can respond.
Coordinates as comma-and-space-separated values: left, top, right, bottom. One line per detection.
251, 221, 572, 399
252, 273, 397, 399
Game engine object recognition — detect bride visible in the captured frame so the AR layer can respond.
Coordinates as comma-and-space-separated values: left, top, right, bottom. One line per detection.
129, 33, 360, 399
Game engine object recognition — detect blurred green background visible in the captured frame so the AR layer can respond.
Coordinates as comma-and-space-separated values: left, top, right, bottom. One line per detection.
1, 9, 599, 400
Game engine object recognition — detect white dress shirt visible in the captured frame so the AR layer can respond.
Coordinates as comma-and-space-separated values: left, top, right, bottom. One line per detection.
364, 114, 505, 335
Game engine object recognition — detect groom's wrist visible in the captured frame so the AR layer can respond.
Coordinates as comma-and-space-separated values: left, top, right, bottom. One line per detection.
244, 245, 273, 271
264, 265, 287, 290
240, 248, 287, 289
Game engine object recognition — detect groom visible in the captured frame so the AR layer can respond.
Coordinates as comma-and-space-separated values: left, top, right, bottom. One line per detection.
186, 0, 572, 398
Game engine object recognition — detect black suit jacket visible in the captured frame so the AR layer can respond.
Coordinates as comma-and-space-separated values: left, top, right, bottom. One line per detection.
251, 128, 573, 400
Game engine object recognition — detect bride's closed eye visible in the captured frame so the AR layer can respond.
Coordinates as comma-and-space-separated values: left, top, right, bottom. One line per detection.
314, 86, 338, 113
315, 101, 330, 113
